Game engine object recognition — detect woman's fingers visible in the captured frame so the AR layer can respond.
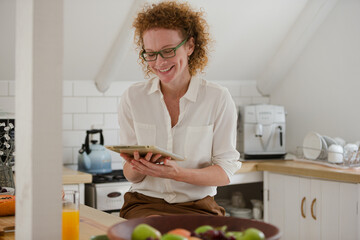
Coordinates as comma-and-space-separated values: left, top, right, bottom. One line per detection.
151, 153, 162, 163
145, 152, 153, 161
133, 151, 140, 160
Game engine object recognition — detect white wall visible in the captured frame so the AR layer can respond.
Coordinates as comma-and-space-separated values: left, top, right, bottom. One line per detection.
270, 0, 360, 152
1, 79, 269, 167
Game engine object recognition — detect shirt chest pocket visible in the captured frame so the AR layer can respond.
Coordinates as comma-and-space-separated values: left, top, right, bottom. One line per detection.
184, 124, 213, 164
134, 122, 156, 145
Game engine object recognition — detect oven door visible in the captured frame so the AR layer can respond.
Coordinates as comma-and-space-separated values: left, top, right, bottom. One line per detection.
86, 182, 131, 212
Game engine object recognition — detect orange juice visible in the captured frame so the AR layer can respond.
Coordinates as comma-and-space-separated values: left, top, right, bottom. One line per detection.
62, 209, 79, 240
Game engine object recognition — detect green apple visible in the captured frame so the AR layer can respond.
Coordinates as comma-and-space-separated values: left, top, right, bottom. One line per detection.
239, 228, 265, 240
161, 233, 187, 240
194, 225, 213, 234
225, 231, 244, 240
215, 225, 228, 232
131, 223, 162, 240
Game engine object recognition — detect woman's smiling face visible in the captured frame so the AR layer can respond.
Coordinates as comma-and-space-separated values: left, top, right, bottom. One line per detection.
142, 28, 194, 85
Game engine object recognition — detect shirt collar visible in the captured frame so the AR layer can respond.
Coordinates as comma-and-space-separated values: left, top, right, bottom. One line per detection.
147, 75, 201, 102
147, 77, 160, 95
183, 75, 200, 102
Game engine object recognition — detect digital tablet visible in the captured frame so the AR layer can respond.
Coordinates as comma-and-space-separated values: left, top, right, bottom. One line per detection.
106, 145, 185, 161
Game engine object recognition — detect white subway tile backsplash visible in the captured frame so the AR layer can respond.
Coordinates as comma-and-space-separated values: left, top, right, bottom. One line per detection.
63, 97, 87, 113
63, 130, 86, 147
240, 82, 262, 97
104, 114, 119, 129
63, 81, 73, 96
73, 113, 103, 130
104, 81, 135, 97
215, 81, 242, 97
0, 82, 8, 96
233, 97, 252, 107
0, 97, 15, 114
74, 81, 103, 97
87, 97, 117, 113
63, 147, 74, 164
8, 81, 15, 96
63, 114, 73, 130
103, 129, 119, 145
252, 96, 270, 104
73, 148, 80, 164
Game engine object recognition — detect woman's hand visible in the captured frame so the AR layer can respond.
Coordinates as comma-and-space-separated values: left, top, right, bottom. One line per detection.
130, 156, 181, 180
120, 151, 173, 182
120, 151, 167, 164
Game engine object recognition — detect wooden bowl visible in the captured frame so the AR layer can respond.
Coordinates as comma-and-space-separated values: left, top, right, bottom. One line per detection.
107, 215, 281, 240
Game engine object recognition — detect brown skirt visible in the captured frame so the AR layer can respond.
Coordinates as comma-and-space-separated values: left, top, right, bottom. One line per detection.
120, 192, 225, 219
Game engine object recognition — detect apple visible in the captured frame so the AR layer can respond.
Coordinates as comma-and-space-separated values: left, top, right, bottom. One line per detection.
131, 223, 162, 240
194, 225, 213, 234
225, 231, 244, 240
161, 233, 187, 240
238, 228, 265, 240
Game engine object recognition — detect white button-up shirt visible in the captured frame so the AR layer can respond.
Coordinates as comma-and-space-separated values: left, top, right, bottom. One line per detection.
118, 76, 241, 203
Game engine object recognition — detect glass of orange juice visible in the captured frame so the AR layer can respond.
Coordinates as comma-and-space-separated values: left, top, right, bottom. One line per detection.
62, 190, 80, 240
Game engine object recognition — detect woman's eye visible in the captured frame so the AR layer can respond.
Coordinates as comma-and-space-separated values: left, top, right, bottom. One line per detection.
147, 53, 157, 57
162, 49, 174, 54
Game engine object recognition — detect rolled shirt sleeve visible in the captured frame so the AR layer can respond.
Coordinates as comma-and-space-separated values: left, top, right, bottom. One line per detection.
212, 88, 241, 177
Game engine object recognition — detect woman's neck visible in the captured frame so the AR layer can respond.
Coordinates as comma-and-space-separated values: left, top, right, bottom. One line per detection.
160, 75, 191, 99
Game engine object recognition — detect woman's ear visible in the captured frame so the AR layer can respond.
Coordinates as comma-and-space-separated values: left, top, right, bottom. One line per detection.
187, 37, 195, 56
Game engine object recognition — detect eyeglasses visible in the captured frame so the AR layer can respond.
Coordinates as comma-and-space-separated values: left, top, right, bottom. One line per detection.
141, 38, 188, 62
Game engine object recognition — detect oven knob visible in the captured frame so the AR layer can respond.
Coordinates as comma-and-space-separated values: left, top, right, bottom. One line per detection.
107, 192, 121, 198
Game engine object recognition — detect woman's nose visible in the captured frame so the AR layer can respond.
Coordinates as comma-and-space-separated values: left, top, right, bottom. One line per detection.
154, 56, 168, 67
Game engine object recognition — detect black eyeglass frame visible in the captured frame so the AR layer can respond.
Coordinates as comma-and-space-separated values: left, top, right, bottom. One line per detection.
141, 38, 188, 62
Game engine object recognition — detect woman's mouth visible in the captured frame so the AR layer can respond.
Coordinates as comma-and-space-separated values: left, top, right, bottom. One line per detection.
158, 66, 174, 73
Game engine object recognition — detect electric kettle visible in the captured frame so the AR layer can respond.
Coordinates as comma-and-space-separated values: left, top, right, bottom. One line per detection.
78, 129, 112, 174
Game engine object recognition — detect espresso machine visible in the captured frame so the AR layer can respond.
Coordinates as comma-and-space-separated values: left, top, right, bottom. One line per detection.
238, 104, 286, 159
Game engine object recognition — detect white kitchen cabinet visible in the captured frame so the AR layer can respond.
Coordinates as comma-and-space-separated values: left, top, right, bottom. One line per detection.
63, 184, 85, 204
263, 171, 359, 240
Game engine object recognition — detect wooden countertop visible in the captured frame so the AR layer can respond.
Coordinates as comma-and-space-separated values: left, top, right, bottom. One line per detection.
237, 160, 360, 183
0, 204, 125, 240
14, 167, 92, 185
62, 167, 92, 185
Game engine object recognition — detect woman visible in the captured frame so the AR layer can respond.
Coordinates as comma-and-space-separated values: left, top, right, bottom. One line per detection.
118, 1, 241, 219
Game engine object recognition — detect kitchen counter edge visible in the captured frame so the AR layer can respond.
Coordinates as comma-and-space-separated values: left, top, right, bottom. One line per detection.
237, 160, 360, 183
62, 166, 92, 185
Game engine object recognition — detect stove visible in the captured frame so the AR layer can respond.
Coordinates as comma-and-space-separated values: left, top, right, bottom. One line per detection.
92, 169, 127, 183
85, 169, 131, 213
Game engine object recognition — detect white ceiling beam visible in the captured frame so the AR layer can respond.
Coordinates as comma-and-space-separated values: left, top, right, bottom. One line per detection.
257, 0, 339, 95
15, 0, 63, 238
94, 0, 145, 92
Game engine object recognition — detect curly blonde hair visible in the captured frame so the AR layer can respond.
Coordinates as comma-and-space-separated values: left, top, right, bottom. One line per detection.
133, 1, 211, 77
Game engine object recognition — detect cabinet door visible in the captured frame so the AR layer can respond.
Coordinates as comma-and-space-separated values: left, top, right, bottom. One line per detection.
267, 172, 301, 240
320, 180, 358, 240
299, 177, 311, 240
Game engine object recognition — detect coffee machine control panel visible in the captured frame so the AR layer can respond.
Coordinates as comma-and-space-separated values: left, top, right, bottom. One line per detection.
244, 105, 285, 124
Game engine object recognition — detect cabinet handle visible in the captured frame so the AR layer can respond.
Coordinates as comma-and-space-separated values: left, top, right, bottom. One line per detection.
301, 197, 306, 218
311, 198, 317, 220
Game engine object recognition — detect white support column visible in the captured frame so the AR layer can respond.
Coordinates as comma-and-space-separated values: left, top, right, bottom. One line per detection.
257, 0, 338, 95
15, 0, 63, 239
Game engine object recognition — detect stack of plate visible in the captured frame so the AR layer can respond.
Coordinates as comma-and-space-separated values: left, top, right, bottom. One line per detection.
230, 208, 253, 219
302, 132, 337, 160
